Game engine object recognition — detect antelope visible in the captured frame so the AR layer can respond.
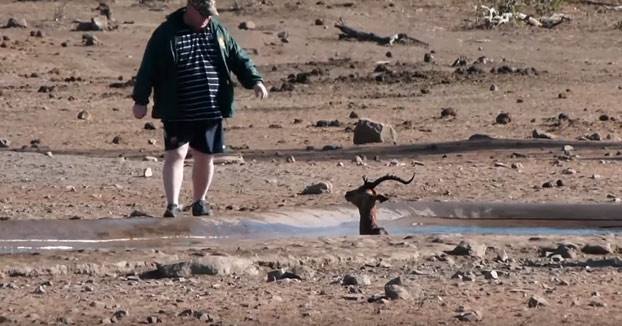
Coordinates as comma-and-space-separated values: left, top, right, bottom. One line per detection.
345, 174, 415, 235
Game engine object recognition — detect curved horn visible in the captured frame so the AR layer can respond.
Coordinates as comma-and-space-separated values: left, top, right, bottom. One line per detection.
366, 174, 415, 189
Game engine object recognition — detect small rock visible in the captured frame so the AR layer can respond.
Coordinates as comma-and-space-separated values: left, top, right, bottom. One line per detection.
342, 274, 371, 286
599, 114, 610, 121
112, 310, 128, 320
384, 276, 423, 300
533, 129, 556, 139
6, 17, 27, 28
563, 168, 577, 175
300, 182, 332, 195
238, 21, 256, 30
483, 270, 498, 280
353, 119, 397, 145
148, 139, 157, 145
143, 168, 153, 178
490, 84, 497, 91
112, 136, 123, 144
592, 174, 601, 179
582, 244, 613, 255
349, 111, 358, 119
143, 156, 158, 162
511, 162, 523, 169
343, 294, 364, 301
77, 110, 92, 120
286, 155, 295, 163
496, 250, 509, 262
146, 316, 160, 324
0, 138, 10, 148
496, 113, 511, 124
314, 18, 324, 26
57, 316, 73, 324
456, 310, 483, 322
440, 107, 457, 118
423, 53, 434, 63
587, 133, 601, 141
34, 285, 46, 294
528, 295, 548, 308
82, 33, 99, 46
589, 300, 606, 307
144, 122, 156, 130
444, 240, 486, 258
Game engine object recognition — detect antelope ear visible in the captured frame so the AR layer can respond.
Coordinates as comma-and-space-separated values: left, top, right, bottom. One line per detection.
376, 194, 389, 203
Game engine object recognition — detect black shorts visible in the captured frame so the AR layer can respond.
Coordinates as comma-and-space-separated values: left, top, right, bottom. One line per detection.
163, 119, 225, 154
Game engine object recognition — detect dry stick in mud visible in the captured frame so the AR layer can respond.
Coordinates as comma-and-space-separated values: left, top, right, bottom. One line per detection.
345, 174, 415, 235
334, 18, 429, 47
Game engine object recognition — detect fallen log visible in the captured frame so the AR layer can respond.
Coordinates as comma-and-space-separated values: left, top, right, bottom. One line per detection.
334, 18, 428, 47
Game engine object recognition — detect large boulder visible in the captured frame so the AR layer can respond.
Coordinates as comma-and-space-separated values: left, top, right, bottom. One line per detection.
353, 119, 397, 145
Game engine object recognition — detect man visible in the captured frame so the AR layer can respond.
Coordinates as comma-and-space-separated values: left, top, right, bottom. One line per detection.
131, 0, 268, 218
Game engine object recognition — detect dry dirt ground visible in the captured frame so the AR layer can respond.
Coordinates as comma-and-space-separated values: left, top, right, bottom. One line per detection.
2, 0, 622, 324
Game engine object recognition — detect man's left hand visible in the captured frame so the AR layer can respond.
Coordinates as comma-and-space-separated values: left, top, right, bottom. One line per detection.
253, 82, 268, 99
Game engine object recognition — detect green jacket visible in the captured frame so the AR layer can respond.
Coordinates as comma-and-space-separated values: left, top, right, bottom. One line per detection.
132, 8, 262, 120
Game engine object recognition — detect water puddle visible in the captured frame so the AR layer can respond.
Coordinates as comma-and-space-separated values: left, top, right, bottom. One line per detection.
1, 201, 621, 253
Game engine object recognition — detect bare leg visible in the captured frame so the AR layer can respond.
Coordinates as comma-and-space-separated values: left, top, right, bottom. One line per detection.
191, 148, 214, 202
163, 143, 189, 205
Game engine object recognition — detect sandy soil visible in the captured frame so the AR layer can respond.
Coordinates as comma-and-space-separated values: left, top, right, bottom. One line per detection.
2, 0, 622, 324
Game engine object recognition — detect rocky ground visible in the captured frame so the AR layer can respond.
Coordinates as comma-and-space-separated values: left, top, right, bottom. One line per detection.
2, 0, 622, 324
4, 235, 622, 325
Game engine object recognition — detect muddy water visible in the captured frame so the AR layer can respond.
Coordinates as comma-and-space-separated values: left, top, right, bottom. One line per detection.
1, 201, 621, 253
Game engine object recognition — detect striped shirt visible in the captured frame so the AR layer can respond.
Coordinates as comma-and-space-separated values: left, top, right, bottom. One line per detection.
172, 27, 222, 121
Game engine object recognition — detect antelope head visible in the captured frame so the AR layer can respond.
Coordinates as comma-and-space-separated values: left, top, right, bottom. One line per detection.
345, 173, 415, 235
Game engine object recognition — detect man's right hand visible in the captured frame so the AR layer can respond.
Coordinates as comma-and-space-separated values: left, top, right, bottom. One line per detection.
133, 104, 147, 119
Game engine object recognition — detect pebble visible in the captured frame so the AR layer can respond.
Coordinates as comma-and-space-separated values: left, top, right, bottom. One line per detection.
528, 295, 548, 308
143, 168, 153, 178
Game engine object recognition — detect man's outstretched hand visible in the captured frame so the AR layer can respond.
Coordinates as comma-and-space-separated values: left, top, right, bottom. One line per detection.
133, 104, 147, 119
253, 82, 268, 99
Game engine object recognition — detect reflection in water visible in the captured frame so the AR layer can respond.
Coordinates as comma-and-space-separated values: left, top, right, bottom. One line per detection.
1, 201, 622, 253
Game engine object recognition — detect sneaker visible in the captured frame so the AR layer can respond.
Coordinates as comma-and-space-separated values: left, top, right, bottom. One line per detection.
163, 204, 181, 218
192, 200, 210, 217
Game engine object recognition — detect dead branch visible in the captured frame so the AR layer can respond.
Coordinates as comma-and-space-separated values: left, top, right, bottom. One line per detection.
334, 18, 428, 48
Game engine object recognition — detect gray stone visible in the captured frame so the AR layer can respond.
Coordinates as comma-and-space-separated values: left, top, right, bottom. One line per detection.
57, 316, 73, 324
146, 316, 160, 324
532, 129, 556, 139
445, 241, 486, 258
154, 256, 258, 278
353, 119, 397, 145
75, 17, 106, 31
82, 33, 99, 46
0, 138, 9, 148
342, 294, 364, 301
528, 295, 548, 308
289, 265, 315, 280
384, 276, 423, 300
582, 243, 613, 255
483, 270, 498, 280
77, 110, 91, 120
342, 274, 371, 286
239, 21, 256, 30
300, 182, 332, 195
456, 310, 483, 322
496, 249, 509, 262
496, 113, 511, 124
6, 17, 27, 28
34, 285, 46, 294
